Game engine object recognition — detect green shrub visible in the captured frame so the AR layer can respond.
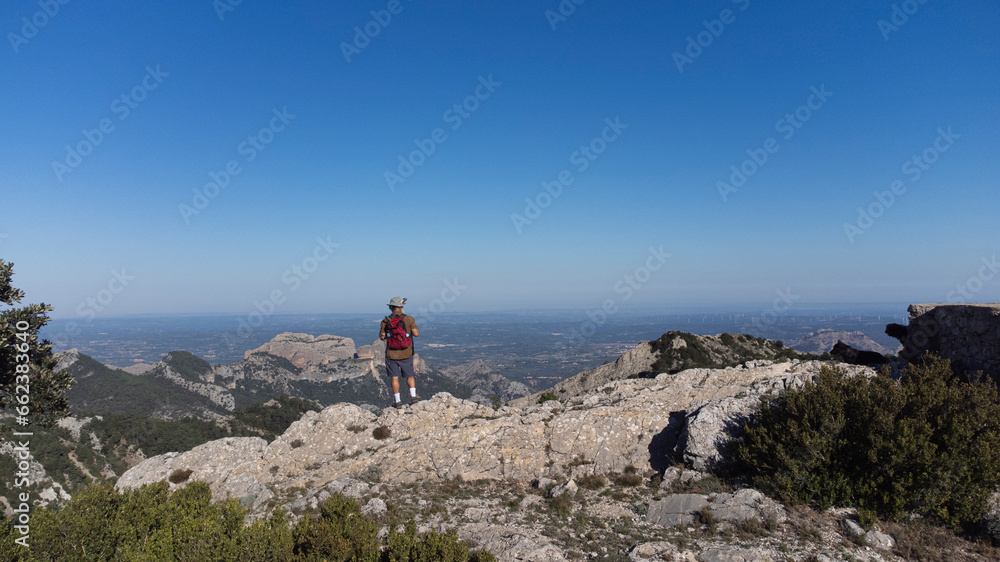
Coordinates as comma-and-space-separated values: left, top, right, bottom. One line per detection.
15, 480, 492, 560
386, 520, 484, 562
577, 474, 606, 490
615, 471, 643, 487
537, 391, 559, 404
292, 495, 379, 561
727, 354, 1000, 528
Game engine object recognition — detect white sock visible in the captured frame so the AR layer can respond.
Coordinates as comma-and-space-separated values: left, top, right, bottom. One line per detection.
410, 387, 417, 398
394, 393, 401, 403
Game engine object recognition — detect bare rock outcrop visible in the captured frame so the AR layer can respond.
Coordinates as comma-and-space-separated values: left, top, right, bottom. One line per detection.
119, 359, 862, 517
441, 359, 531, 404
148, 355, 235, 412
789, 328, 893, 356
245, 332, 357, 371
510, 341, 659, 406
680, 361, 876, 470
888, 303, 1000, 377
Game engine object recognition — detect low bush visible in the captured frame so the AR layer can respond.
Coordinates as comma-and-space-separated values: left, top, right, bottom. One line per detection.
537, 391, 559, 404
727, 354, 1000, 529
1, 480, 493, 560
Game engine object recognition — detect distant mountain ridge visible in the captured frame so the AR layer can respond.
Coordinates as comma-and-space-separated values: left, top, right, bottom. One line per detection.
57, 332, 530, 420
788, 329, 894, 355
511, 331, 824, 406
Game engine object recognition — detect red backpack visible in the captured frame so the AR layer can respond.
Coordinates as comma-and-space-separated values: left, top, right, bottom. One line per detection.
384, 316, 412, 350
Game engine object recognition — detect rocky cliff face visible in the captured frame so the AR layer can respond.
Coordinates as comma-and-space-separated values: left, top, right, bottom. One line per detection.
117, 358, 882, 560
440, 359, 531, 404
510, 332, 819, 407
789, 329, 893, 355
244, 333, 357, 371
0, 354, 900, 561
889, 303, 1000, 377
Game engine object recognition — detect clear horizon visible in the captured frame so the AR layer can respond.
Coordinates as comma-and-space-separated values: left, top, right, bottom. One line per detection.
3, 2, 998, 321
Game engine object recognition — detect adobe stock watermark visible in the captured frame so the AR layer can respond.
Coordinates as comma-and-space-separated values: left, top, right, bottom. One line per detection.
736, 287, 800, 335
384, 74, 501, 191
565, 245, 671, 347
213, 0, 245, 22
716, 84, 833, 202
511, 116, 628, 234
416, 278, 467, 324
232, 236, 340, 338
179, 107, 296, 223
49, 269, 137, 350
946, 255, 999, 304
842, 126, 958, 244
544, 0, 587, 31
7, 0, 72, 54
896, 253, 998, 362
51, 65, 169, 182
340, 0, 415, 63
878, 0, 932, 41
672, 0, 751, 73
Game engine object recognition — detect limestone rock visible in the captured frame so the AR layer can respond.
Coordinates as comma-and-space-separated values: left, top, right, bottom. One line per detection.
789, 329, 893, 356
441, 359, 531, 404
844, 519, 895, 551
120, 359, 875, 523
659, 466, 707, 489
550, 479, 578, 498
510, 341, 659, 406
890, 303, 1000, 377
361, 497, 387, 518
245, 332, 357, 371
54, 349, 81, 372
866, 527, 896, 550
680, 362, 876, 471
117, 437, 269, 509
457, 522, 567, 562
629, 541, 699, 561
709, 489, 786, 524
647, 494, 710, 527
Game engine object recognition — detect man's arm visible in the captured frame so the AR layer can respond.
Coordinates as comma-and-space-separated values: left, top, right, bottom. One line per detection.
408, 316, 419, 337
379, 318, 387, 340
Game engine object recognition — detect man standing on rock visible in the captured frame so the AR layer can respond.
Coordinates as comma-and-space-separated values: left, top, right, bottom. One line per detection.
380, 297, 421, 409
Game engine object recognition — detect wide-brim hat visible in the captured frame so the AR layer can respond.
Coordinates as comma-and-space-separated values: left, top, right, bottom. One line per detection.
388, 296, 407, 308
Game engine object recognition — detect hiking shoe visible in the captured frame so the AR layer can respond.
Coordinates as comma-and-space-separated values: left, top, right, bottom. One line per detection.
409, 395, 422, 405
392, 401, 404, 410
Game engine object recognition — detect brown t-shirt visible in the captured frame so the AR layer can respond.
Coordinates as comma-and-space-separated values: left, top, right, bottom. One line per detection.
381, 314, 418, 360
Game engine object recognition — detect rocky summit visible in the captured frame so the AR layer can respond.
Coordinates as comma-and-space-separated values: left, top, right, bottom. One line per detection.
118, 357, 900, 561
244, 332, 358, 371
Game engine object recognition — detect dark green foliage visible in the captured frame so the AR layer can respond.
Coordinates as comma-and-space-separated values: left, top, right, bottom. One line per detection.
0, 259, 72, 427
231, 395, 321, 441
18, 423, 87, 492
5, 480, 492, 560
161, 350, 214, 383
86, 414, 230, 461
537, 391, 559, 404
65, 352, 227, 418
292, 495, 379, 561
386, 520, 485, 562
548, 493, 573, 517
614, 471, 643, 487
728, 354, 1000, 528
84, 396, 317, 475
649, 331, 823, 374
577, 474, 606, 490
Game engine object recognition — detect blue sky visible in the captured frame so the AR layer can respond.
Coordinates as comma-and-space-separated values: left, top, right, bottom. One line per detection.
2, 0, 998, 320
